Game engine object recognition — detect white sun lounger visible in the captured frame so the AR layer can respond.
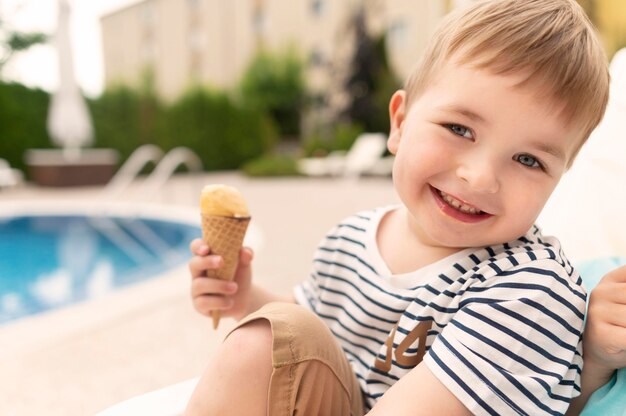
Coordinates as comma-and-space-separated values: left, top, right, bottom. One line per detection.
297, 132, 391, 177
0, 158, 24, 189
96, 377, 199, 416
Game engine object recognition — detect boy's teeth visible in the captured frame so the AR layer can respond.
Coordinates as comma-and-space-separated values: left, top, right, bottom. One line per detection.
438, 190, 481, 214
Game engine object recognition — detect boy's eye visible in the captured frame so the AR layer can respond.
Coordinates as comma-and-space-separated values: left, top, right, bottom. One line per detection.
446, 124, 473, 139
514, 154, 542, 169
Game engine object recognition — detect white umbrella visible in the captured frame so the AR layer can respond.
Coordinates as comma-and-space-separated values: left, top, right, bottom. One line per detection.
46, 0, 94, 160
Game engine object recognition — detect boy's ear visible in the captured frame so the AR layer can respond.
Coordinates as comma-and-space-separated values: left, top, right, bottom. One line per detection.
388, 90, 406, 155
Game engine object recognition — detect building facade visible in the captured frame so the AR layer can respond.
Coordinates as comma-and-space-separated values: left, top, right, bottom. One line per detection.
100, 0, 449, 101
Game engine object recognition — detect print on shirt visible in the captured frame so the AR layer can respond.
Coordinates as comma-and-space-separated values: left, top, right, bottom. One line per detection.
374, 320, 433, 373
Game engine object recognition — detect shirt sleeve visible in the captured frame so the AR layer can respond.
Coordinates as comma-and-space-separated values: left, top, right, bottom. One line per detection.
424, 259, 586, 416
293, 227, 338, 310
293, 267, 319, 310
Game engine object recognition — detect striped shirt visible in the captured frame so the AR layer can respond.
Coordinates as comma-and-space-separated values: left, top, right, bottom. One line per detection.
294, 206, 586, 415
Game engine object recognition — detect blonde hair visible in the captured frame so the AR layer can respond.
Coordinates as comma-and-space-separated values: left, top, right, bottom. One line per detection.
405, 0, 609, 162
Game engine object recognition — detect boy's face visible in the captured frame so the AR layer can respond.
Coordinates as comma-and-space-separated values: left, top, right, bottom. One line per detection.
387, 62, 578, 249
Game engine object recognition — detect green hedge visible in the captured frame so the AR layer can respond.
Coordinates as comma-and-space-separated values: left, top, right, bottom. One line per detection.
0, 82, 51, 172
239, 49, 305, 137
89, 85, 160, 164
241, 154, 302, 177
163, 87, 277, 170
0, 81, 278, 176
301, 122, 365, 157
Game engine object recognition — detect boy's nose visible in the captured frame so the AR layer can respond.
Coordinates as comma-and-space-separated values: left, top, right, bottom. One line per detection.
456, 159, 500, 194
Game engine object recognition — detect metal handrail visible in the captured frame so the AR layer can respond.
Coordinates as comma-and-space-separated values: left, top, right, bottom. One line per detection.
135, 147, 204, 201
101, 144, 164, 200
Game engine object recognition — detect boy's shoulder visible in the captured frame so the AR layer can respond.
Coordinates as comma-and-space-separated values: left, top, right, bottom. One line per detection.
458, 225, 586, 296
480, 225, 566, 263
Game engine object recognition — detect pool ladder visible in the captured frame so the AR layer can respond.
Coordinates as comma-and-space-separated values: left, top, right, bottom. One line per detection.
102, 144, 204, 202
95, 144, 204, 263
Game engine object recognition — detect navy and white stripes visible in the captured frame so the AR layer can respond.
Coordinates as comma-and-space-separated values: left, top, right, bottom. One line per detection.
294, 206, 586, 415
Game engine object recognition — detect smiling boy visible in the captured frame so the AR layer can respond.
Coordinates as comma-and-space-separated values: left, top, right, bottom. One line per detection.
185, 0, 610, 415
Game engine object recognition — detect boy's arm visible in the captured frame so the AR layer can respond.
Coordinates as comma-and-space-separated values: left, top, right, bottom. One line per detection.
367, 362, 472, 416
567, 265, 626, 415
243, 284, 296, 317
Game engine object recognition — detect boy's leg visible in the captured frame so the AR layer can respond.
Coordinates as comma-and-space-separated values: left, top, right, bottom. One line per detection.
185, 302, 365, 416
184, 319, 272, 416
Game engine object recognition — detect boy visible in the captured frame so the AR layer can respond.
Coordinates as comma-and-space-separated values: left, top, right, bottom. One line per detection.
186, 0, 610, 414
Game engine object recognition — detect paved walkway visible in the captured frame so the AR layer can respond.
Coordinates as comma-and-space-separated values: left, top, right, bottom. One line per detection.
0, 172, 397, 415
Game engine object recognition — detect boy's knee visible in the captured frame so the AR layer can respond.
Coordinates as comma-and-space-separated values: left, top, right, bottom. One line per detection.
186, 320, 273, 416
219, 319, 273, 370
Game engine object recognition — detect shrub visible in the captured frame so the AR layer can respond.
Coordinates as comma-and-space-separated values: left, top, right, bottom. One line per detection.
0, 82, 50, 172
301, 122, 365, 157
241, 155, 302, 177
0, 80, 277, 176
163, 86, 278, 170
89, 85, 165, 165
239, 49, 305, 138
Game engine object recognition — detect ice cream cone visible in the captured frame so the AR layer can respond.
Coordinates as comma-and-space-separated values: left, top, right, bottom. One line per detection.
199, 184, 250, 329
201, 214, 250, 329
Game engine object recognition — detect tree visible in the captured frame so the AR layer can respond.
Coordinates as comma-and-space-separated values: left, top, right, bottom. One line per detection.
0, 13, 47, 74
341, 7, 400, 134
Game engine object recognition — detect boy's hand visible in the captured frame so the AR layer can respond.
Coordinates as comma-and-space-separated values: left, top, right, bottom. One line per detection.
584, 265, 626, 372
567, 265, 626, 415
188, 238, 254, 322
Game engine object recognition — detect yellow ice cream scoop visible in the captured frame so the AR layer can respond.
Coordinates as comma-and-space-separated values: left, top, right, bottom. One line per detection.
200, 184, 250, 217
199, 184, 251, 329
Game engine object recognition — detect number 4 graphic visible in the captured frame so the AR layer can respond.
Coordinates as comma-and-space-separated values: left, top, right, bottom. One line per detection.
374, 320, 433, 373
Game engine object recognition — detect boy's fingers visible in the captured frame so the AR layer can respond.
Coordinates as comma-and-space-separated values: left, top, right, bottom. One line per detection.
191, 277, 237, 296
188, 255, 224, 277
592, 282, 626, 305
239, 247, 254, 265
189, 238, 209, 255
605, 304, 626, 328
189, 238, 203, 252
193, 294, 235, 313
191, 277, 238, 314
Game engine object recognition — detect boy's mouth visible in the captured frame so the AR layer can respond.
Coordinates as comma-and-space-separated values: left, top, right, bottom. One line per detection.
430, 186, 493, 223
437, 190, 484, 215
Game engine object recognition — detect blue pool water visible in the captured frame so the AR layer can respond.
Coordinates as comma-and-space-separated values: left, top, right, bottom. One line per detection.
0, 215, 200, 325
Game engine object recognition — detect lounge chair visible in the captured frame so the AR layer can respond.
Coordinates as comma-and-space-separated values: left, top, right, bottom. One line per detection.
96, 378, 198, 415
0, 158, 24, 189
297, 132, 391, 177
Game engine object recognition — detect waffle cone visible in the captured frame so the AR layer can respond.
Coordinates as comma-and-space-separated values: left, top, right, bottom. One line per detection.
201, 214, 251, 282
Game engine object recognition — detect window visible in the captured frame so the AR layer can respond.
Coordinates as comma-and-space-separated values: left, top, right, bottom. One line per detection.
140, 2, 156, 26
140, 41, 157, 62
252, 7, 267, 35
310, 0, 326, 18
389, 20, 408, 49
188, 28, 205, 51
308, 48, 326, 67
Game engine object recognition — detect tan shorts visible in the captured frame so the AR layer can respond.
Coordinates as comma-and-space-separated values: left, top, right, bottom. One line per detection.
228, 302, 365, 416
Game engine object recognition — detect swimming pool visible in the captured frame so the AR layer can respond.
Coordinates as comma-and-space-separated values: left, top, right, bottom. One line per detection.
0, 202, 201, 325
